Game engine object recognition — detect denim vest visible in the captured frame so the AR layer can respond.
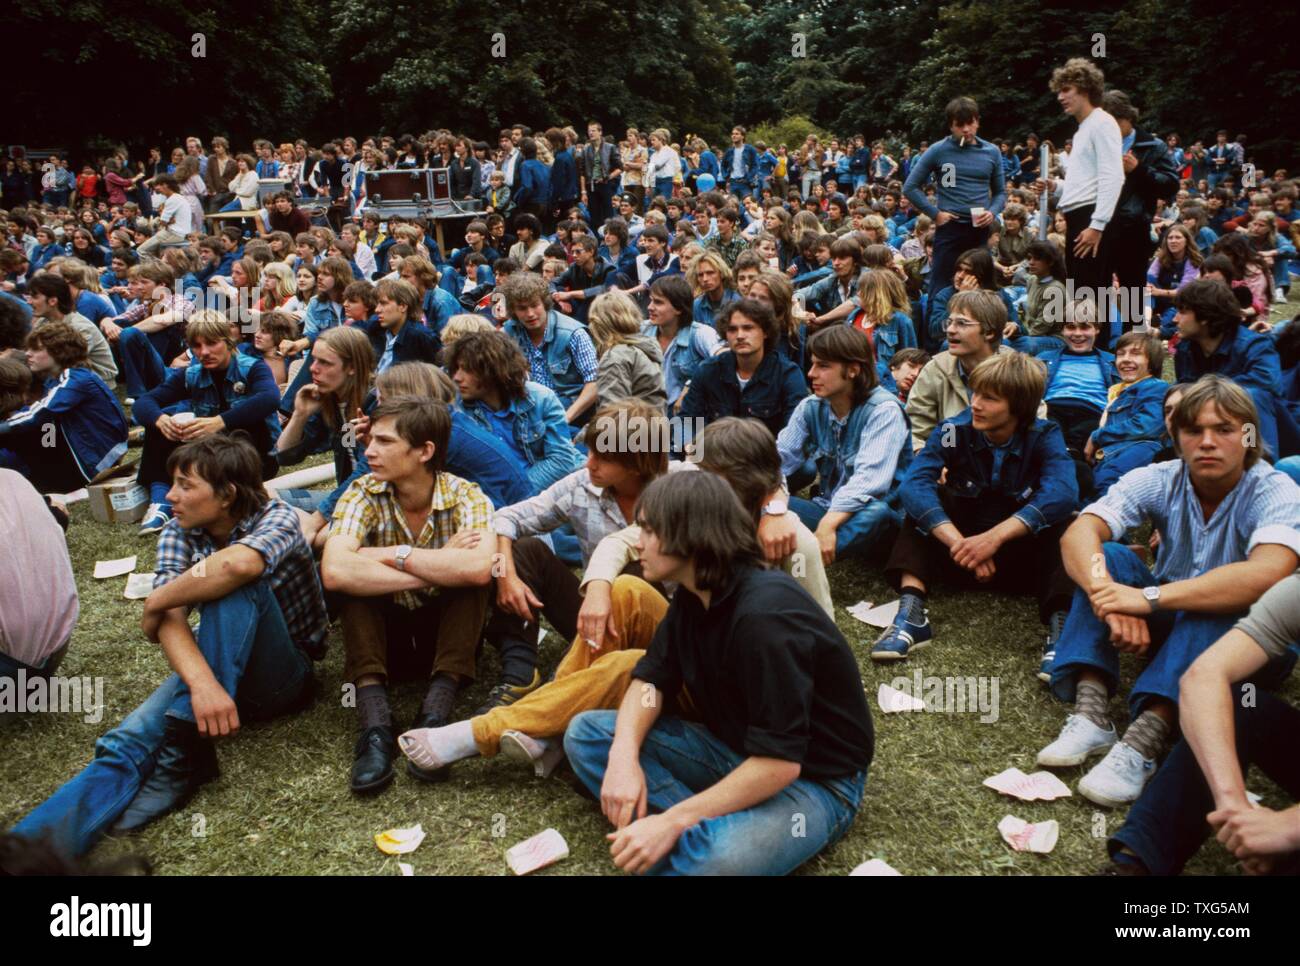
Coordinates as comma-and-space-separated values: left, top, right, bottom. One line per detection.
804, 386, 912, 499
184, 351, 281, 443
504, 310, 586, 408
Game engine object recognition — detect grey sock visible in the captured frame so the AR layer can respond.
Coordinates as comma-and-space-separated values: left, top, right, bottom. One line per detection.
420, 673, 459, 716
1121, 710, 1172, 761
1074, 679, 1111, 730
357, 684, 391, 731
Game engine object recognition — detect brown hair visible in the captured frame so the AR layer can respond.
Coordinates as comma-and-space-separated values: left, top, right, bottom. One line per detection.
258, 310, 299, 347
633, 471, 763, 592
444, 330, 529, 402
0, 355, 33, 417
716, 297, 779, 348
314, 326, 375, 431
369, 395, 452, 476
695, 417, 784, 521
808, 325, 878, 405
1114, 331, 1166, 379
1170, 374, 1262, 469
186, 308, 237, 348
28, 320, 89, 370
167, 435, 268, 521
582, 400, 671, 481
967, 351, 1047, 429
946, 289, 1006, 347
374, 278, 421, 319
1050, 57, 1105, 106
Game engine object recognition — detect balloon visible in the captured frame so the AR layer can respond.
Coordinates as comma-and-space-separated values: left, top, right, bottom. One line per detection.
695, 173, 716, 192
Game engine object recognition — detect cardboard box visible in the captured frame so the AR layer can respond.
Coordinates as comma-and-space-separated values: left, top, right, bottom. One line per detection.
88, 477, 150, 524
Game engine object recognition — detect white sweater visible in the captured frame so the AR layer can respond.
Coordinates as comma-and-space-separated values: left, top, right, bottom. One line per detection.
1057, 107, 1123, 231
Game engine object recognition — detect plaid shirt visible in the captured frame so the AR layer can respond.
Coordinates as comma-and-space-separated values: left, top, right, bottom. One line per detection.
112, 291, 196, 327
706, 232, 750, 270
521, 326, 599, 391
330, 471, 493, 610
154, 499, 330, 659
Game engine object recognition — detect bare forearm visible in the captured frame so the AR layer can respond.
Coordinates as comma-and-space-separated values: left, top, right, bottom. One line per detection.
610, 679, 664, 761
1180, 667, 1248, 808
1159, 557, 1297, 614
665, 756, 801, 830
1062, 516, 1108, 588
326, 551, 426, 595
158, 610, 220, 692
403, 542, 494, 587
566, 382, 599, 424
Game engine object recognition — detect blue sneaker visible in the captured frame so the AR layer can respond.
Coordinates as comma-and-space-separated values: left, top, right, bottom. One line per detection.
870, 606, 932, 662
1039, 610, 1068, 684
138, 503, 171, 536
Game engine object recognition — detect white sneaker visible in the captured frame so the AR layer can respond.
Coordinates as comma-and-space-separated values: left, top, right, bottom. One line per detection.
1036, 714, 1117, 768
138, 503, 171, 535
1078, 742, 1157, 808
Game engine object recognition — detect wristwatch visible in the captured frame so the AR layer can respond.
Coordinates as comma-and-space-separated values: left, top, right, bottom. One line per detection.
394, 544, 413, 571
761, 499, 788, 517
1141, 585, 1161, 608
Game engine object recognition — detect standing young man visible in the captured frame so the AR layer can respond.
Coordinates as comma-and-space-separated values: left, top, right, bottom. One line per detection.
322, 397, 497, 793
580, 122, 622, 234
562, 471, 874, 876
1039, 376, 1300, 808
903, 97, 1005, 302
1036, 58, 1124, 299
721, 126, 759, 202
10, 436, 327, 857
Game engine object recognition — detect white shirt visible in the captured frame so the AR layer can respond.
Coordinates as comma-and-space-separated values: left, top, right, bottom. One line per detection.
160, 192, 193, 235
1057, 108, 1123, 231
500, 150, 521, 188
648, 146, 680, 184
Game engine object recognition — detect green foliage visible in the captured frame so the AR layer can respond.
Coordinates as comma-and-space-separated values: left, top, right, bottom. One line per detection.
748, 116, 832, 151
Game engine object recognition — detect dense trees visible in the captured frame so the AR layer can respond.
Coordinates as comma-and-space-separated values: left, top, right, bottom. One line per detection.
5, 0, 1297, 168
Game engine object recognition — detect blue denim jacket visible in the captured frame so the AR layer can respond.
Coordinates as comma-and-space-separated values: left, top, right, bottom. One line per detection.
302, 295, 344, 344
790, 385, 913, 509
641, 320, 720, 405
1090, 377, 1168, 456
502, 310, 589, 410
457, 382, 583, 492
182, 352, 283, 444
721, 144, 760, 186
901, 411, 1078, 535
446, 409, 536, 508
692, 289, 740, 328
679, 347, 809, 439
1175, 324, 1283, 455
842, 309, 918, 363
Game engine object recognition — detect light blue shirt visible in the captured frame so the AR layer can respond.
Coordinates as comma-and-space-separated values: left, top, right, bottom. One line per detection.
1045, 352, 1110, 411
379, 331, 397, 373
1083, 460, 1300, 585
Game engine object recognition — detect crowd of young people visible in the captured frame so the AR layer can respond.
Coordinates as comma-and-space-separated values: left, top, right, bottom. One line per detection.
2, 54, 1298, 876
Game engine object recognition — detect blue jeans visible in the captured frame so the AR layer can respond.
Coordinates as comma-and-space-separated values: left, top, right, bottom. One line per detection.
564, 711, 866, 875
652, 178, 675, 203
789, 495, 901, 559
117, 326, 172, 400
1092, 441, 1162, 497
219, 199, 244, 213
726, 180, 753, 202
11, 579, 311, 858
1109, 688, 1300, 875
1049, 542, 1238, 716
280, 351, 314, 416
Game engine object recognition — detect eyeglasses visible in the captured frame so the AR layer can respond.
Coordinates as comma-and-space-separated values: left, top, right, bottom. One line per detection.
946, 316, 980, 329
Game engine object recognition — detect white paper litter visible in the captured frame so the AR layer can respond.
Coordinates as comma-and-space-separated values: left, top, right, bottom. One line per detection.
93, 556, 137, 579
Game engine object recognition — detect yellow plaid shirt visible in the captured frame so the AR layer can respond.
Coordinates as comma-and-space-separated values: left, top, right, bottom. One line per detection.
330, 471, 493, 610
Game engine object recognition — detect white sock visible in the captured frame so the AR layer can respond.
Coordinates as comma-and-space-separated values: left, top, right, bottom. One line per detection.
399, 720, 478, 770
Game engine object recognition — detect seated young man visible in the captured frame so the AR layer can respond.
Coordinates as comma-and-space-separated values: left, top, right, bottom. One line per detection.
905, 290, 1011, 451
1172, 277, 1285, 458
561, 471, 873, 876
0, 322, 128, 494
397, 417, 819, 782
499, 272, 599, 428
0, 469, 78, 684
872, 351, 1078, 670
100, 262, 196, 402
1039, 376, 1300, 808
777, 326, 910, 564
1012, 296, 1117, 500
551, 235, 616, 325
1102, 573, 1300, 875
354, 278, 439, 373
885, 347, 930, 402
1086, 331, 1169, 497
9, 436, 327, 858
794, 235, 863, 327
132, 310, 282, 535
448, 330, 584, 493
321, 397, 496, 794
679, 298, 808, 441
27, 272, 118, 389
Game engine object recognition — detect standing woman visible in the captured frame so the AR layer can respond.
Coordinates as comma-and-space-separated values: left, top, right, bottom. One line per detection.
174, 156, 208, 229
275, 325, 375, 549
205, 137, 237, 211
102, 158, 140, 209
546, 128, 579, 231
646, 129, 679, 207
449, 135, 483, 200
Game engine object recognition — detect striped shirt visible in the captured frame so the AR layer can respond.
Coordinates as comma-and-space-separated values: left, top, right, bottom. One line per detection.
330, 471, 493, 610
154, 499, 329, 658
777, 395, 909, 513
1082, 460, 1300, 584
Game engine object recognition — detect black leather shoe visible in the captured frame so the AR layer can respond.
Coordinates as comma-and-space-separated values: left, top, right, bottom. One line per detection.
404, 711, 452, 783
112, 718, 218, 834
350, 725, 396, 794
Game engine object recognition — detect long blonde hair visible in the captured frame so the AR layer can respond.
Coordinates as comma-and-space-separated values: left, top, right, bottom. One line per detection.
856, 269, 909, 326
314, 326, 375, 430
587, 290, 645, 354
261, 262, 296, 303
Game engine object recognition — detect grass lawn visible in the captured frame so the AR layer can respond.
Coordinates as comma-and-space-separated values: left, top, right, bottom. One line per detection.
2, 299, 1296, 876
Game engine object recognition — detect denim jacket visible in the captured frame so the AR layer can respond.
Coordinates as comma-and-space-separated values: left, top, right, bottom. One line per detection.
182, 352, 282, 444
721, 144, 760, 186
1175, 324, 1283, 455
843, 309, 918, 364
503, 309, 589, 410
679, 347, 809, 439
1090, 377, 1167, 457
641, 320, 721, 405
457, 381, 583, 492
901, 411, 1078, 535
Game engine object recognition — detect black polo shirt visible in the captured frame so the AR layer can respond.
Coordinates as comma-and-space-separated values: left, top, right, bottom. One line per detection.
632, 566, 874, 780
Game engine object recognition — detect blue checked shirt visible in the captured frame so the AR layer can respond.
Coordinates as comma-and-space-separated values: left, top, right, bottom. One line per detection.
521, 327, 599, 391
154, 498, 330, 658
1082, 460, 1300, 584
